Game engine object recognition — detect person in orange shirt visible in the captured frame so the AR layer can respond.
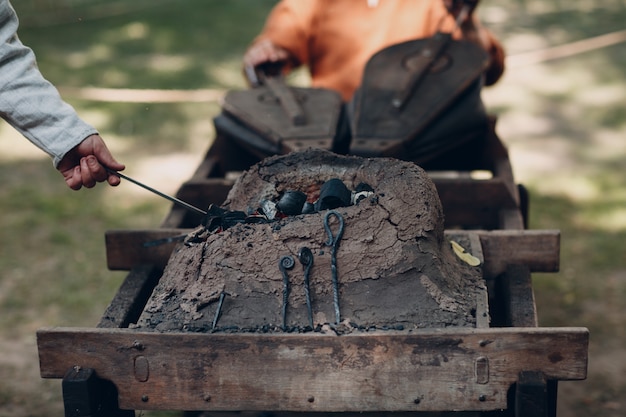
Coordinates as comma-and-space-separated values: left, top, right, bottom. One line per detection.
243, 0, 505, 102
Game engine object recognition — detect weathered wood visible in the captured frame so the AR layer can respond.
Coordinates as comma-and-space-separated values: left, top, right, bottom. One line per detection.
175, 178, 233, 211
159, 206, 189, 230
98, 265, 162, 329
432, 178, 519, 229
515, 371, 549, 417
105, 229, 560, 274
479, 230, 560, 279
38, 327, 588, 413
499, 208, 525, 231
191, 155, 221, 179
105, 229, 192, 270
502, 265, 539, 328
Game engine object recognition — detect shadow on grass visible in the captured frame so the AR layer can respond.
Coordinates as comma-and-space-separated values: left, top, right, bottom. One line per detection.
526, 187, 626, 417
0, 158, 166, 330
13, 1, 276, 151
528, 189, 626, 339
15, 0, 276, 89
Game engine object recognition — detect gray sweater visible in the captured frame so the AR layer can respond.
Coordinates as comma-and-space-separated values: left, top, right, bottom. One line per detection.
0, 0, 97, 167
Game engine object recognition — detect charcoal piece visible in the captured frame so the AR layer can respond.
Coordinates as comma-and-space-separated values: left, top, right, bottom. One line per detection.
355, 182, 374, 193
315, 178, 351, 211
276, 191, 307, 215
302, 202, 316, 214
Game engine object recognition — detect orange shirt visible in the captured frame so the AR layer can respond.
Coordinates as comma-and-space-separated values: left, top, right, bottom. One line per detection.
253, 0, 505, 101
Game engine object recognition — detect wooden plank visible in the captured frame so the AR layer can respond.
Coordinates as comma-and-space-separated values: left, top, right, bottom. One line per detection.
190, 155, 221, 179
478, 230, 560, 279
105, 229, 560, 273
105, 229, 192, 270
433, 178, 519, 229
515, 371, 549, 417
98, 265, 162, 329
499, 208, 525, 231
175, 178, 233, 210
502, 265, 538, 328
38, 327, 588, 413
159, 206, 189, 229
433, 178, 517, 210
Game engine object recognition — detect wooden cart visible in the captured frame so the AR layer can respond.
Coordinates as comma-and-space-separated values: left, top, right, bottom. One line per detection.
37, 119, 588, 417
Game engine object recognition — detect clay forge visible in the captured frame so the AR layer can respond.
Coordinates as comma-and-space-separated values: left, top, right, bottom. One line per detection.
137, 149, 487, 333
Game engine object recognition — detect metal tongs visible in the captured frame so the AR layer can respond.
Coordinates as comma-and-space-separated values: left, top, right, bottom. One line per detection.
107, 169, 207, 216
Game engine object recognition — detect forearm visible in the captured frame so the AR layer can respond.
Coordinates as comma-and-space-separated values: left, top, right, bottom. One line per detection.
0, 0, 97, 166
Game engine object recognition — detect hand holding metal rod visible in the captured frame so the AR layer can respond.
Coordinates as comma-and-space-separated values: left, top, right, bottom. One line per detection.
107, 169, 207, 216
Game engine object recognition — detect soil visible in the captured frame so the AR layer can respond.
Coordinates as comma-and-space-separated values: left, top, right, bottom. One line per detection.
136, 149, 486, 333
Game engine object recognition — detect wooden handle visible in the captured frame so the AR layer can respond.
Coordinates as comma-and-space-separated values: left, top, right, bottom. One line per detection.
264, 77, 306, 126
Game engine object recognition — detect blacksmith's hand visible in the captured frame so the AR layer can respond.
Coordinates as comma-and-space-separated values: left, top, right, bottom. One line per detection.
57, 134, 126, 190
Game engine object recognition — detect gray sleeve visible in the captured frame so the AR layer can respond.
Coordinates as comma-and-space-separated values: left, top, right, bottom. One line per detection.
0, 0, 98, 167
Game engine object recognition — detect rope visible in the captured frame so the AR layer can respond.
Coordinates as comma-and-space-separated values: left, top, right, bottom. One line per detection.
506, 29, 626, 69
58, 86, 226, 104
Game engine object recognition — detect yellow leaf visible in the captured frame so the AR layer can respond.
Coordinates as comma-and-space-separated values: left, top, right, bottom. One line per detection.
450, 240, 481, 267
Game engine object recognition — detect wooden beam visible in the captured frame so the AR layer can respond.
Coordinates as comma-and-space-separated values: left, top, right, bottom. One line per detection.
502, 265, 539, 328
433, 178, 520, 229
105, 229, 192, 270
98, 265, 162, 329
38, 327, 588, 413
434, 178, 518, 210
190, 155, 221, 179
515, 371, 549, 417
105, 229, 560, 274
175, 178, 233, 209
478, 230, 560, 279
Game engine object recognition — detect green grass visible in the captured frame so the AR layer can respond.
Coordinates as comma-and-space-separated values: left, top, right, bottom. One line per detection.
1, 0, 626, 416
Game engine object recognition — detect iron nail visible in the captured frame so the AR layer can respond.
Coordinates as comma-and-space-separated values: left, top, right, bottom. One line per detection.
279, 255, 296, 330
212, 291, 228, 330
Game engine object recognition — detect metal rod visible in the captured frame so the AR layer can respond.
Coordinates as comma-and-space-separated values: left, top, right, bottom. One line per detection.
298, 247, 314, 328
108, 169, 207, 216
279, 255, 295, 331
324, 210, 344, 325
212, 291, 228, 330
